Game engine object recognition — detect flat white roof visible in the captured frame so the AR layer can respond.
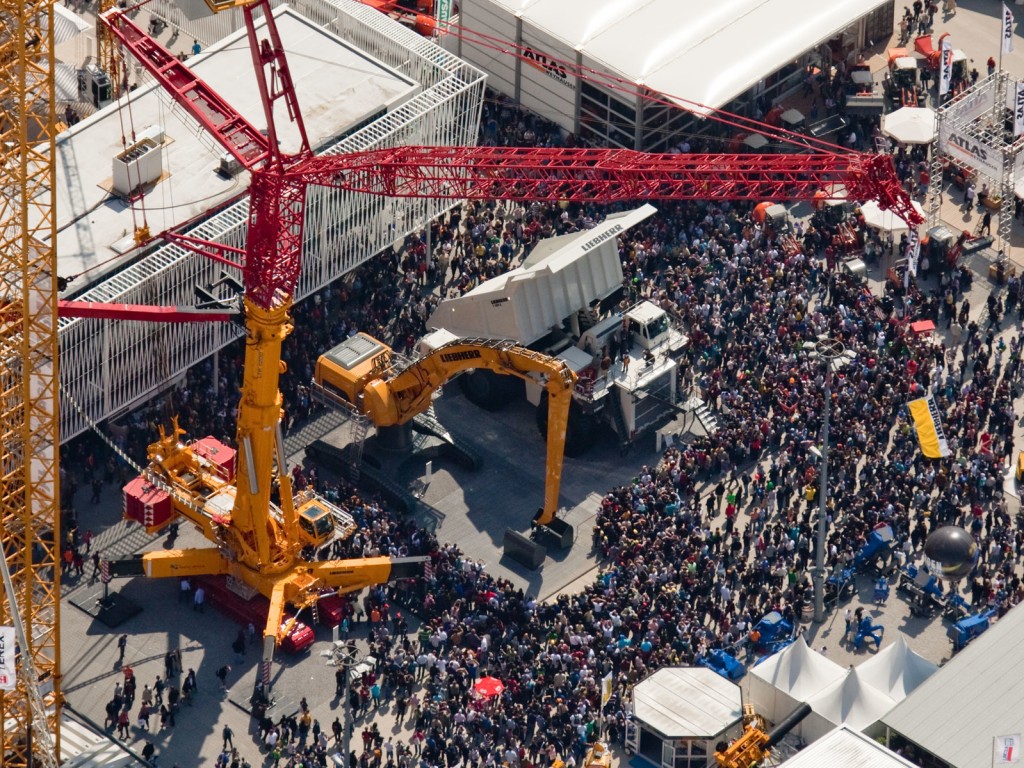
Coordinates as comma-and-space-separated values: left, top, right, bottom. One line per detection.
483, 0, 887, 115
51, 5, 418, 288
881, 603, 1024, 768
778, 726, 919, 768
633, 667, 742, 739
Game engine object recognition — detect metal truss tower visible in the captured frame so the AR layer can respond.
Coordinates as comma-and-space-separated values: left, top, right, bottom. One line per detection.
0, 1, 63, 765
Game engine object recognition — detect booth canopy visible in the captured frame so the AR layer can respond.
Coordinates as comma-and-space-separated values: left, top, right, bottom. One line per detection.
748, 637, 847, 724
744, 133, 770, 149
474, 0, 890, 116
856, 635, 938, 702
881, 107, 937, 145
859, 199, 925, 233
632, 667, 742, 739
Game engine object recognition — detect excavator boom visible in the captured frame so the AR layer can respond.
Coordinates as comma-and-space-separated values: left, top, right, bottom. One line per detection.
315, 336, 576, 526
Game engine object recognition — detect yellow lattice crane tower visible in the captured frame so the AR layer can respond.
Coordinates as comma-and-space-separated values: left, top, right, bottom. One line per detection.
96, 0, 121, 99
0, 1, 63, 767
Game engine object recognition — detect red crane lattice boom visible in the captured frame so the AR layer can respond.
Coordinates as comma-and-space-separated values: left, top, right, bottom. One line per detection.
297, 147, 917, 216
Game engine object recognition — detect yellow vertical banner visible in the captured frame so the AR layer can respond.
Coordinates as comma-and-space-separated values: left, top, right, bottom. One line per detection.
908, 395, 950, 458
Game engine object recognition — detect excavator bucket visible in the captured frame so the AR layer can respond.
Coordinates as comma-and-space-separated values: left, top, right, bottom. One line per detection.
504, 527, 547, 570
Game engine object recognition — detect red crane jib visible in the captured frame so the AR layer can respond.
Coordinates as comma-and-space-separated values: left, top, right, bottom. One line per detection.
102, 8, 270, 168
297, 148, 920, 223
57, 301, 235, 323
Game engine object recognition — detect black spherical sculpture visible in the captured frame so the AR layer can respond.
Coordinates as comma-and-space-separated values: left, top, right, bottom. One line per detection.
924, 526, 978, 581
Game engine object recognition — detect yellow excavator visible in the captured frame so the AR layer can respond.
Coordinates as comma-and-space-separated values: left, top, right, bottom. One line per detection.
714, 703, 811, 768
313, 333, 577, 530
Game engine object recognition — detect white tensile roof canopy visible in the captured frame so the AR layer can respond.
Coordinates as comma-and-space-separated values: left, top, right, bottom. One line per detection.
856, 635, 939, 702
800, 668, 898, 743
748, 637, 847, 724
777, 726, 921, 768
481, 0, 889, 115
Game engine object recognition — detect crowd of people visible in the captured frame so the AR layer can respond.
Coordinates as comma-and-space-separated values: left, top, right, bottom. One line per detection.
59, 74, 1024, 767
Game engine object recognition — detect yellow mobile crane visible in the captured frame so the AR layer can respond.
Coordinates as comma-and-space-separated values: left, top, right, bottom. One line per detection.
94, 0, 429, 675
313, 334, 577, 528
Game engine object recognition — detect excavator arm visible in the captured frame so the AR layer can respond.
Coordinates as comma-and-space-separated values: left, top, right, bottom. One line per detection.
365, 339, 577, 527
318, 337, 577, 527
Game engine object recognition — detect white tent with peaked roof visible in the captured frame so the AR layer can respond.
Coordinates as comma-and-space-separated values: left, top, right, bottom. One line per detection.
748, 637, 847, 723
856, 635, 939, 702
799, 667, 899, 743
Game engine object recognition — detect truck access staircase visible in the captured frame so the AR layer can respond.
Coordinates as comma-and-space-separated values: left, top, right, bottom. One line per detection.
682, 395, 720, 436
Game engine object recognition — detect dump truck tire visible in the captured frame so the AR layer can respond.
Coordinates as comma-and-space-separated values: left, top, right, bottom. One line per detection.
536, 396, 595, 457
458, 369, 519, 410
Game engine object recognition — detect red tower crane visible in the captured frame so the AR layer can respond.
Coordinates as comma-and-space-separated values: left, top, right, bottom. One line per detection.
93, 0, 920, 669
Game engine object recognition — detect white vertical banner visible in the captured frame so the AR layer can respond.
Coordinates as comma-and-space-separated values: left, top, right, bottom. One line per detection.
435, 0, 453, 29
939, 38, 954, 96
601, 671, 613, 707
0, 626, 16, 691
994, 734, 1022, 765
1004, 4, 1016, 55
1015, 82, 1024, 136
906, 228, 921, 276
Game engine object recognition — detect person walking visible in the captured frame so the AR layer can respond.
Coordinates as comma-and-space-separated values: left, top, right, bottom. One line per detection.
215, 664, 231, 690
179, 577, 191, 604
193, 584, 205, 612
117, 634, 127, 662
116, 708, 130, 740
222, 724, 234, 749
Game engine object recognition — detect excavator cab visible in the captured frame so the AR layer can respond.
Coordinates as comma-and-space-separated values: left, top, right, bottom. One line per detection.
314, 333, 393, 405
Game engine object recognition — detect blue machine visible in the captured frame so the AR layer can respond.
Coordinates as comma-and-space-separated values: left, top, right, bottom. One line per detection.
825, 567, 856, 604
898, 563, 945, 613
697, 648, 745, 681
942, 592, 970, 621
853, 524, 895, 573
948, 609, 996, 651
854, 616, 885, 650
753, 611, 795, 655
873, 576, 890, 605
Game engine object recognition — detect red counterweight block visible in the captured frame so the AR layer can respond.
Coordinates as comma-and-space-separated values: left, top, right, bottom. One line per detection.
123, 475, 174, 533
192, 437, 237, 483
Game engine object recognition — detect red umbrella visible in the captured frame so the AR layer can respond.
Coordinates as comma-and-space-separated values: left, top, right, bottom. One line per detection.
473, 676, 504, 698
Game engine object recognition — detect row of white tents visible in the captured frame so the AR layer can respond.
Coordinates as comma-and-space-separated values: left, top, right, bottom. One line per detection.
748, 636, 939, 743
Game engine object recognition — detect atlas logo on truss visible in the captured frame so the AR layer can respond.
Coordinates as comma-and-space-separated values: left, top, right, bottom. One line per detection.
947, 132, 990, 162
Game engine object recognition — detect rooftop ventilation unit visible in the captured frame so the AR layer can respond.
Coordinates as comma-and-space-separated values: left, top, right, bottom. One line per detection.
217, 152, 244, 178
112, 127, 165, 197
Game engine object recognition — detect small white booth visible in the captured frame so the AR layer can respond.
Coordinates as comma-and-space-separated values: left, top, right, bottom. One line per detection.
627, 668, 743, 768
